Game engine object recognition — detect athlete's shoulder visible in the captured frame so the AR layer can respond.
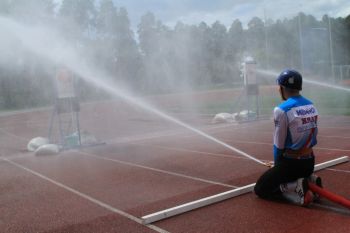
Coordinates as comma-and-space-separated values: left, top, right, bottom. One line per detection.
278, 95, 314, 112
297, 95, 314, 105
274, 106, 286, 120
277, 98, 296, 112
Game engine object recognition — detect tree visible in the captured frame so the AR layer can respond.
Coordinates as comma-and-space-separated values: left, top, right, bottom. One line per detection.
114, 7, 141, 88
6, 0, 55, 24
228, 19, 244, 58
331, 17, 350, 70
94, 0, 118, 73
268, 20, 297, 69
96, 0, 118, 38
195, 22, 212, 86
246, 17, 266, 65
58, 0, 96, 41
207, 21, 228, 83
0, 0, 57, 110
138, 12, 158, 57
227, 19, 245, 82
137, 12, 161, 91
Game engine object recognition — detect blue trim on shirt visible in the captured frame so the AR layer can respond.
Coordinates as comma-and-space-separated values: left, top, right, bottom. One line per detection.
278, 96, 313, 113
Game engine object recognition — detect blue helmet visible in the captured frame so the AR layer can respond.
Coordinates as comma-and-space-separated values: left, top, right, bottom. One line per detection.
277, 69, 302, 90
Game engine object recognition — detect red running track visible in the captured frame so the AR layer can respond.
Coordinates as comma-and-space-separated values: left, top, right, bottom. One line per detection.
0, 95, 350, 233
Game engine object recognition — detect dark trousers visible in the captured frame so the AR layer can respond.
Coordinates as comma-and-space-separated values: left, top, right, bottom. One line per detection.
254, 156, 315, 199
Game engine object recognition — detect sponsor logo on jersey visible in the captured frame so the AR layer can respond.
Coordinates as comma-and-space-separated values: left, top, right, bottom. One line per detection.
296, 107, 316, 116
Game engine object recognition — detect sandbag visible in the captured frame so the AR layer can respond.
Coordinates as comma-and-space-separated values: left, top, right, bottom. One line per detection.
35, 144, 60, 156
233, 110, 257, 121
212, 113, 234, 124
27, 137, 49, 152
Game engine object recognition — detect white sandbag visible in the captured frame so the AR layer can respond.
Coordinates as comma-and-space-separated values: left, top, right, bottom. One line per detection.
233, 110, 257, 121
27, 137, 49, 152
212, 113, 234, 124
35, 144, 60, 156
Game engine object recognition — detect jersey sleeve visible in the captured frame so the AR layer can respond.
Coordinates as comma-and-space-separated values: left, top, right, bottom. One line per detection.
273, 107, 288, 161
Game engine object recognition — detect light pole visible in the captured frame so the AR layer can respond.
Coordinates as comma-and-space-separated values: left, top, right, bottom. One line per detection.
298, 13, 305, 73
264, 8, 269, 69
311, 24, 335, 82
328, 17, 335, 83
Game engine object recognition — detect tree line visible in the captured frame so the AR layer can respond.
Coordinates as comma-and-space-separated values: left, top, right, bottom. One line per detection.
0, 0, 349, 109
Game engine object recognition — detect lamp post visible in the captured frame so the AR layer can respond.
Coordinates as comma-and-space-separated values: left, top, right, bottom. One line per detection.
298, 13, 305, 73
264, 8, 269, 69
328, 17, 335, 83
311, 24, 335, 82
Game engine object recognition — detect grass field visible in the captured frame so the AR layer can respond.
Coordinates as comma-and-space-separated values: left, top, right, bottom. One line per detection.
177, 84, 350, 116
1, 84, 349, 118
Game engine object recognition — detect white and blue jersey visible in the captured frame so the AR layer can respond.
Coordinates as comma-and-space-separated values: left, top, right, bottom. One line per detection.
273, 95, 318, 161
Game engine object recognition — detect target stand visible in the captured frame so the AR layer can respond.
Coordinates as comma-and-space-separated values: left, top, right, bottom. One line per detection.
48, 67, 82, 150
233, 57, 261, 122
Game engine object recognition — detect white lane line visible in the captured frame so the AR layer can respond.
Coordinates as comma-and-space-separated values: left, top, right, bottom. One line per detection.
113, 130, 350, 154
234, 128, 350, 140
1, 157, 169, 233
106, 123, 254, 145
317, 147, 350, 152
326, 168, 350, 174
212, 137, 350, 152
0, 128, 29, 141
124, 139, 348, 167
77, 151, 237, 189
128, 143, 242, 158
1, 153, 32, 160
232, 130, 350, 140
127, 142, 270, 163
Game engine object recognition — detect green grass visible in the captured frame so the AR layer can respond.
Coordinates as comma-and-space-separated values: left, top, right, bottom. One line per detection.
172, 85, 350, 116
305, 87, 350, 115
1, 85, 349, 117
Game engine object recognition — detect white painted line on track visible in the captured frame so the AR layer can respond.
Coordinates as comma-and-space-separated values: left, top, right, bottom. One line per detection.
77, 151, 237, 189
1, 117, 348, 170
0, 128, 29, 141
214, 137, 350, 152
127, 142, 270, 163
316, 147, 350, 152
134, 142, 350, 171
1, 153, 32, 160
326, 168, 350, 174
130, 143, 242, 158
1, 157, 169, 233
106, 122, 254, 145
238, 129, 350, 140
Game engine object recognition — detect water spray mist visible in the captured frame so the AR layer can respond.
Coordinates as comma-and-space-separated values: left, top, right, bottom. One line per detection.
0, 17, 266, 166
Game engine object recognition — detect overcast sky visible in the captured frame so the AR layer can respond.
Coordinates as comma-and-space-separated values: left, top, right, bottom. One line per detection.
110, 0, 350, 28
